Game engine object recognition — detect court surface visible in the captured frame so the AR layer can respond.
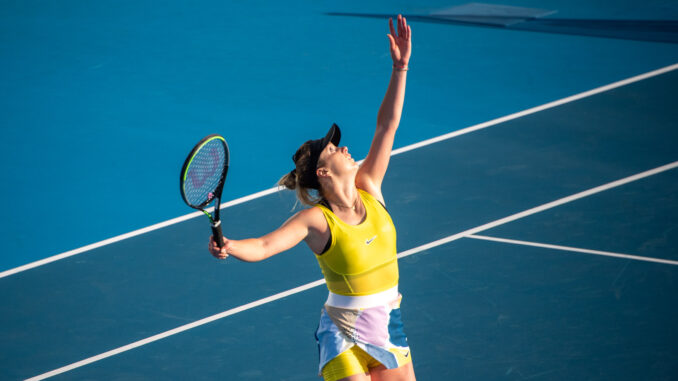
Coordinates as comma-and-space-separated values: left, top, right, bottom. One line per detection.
1, 1, 678, 380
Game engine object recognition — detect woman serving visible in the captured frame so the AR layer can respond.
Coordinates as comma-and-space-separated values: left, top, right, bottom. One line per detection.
209, 15, 414, 381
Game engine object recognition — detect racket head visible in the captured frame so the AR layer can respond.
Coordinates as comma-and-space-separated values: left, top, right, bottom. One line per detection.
180, 134, 230, 212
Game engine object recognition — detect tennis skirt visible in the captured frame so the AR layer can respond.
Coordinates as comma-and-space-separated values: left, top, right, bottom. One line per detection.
314, 286, 411, 375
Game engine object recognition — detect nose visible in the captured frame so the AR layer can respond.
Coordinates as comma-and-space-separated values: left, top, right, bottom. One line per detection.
341, 146, 349, 154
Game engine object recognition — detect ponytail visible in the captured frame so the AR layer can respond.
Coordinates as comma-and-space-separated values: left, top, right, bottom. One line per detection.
279, 169, 299, 190
278, 171, 322, 207
279, 143, 324, 207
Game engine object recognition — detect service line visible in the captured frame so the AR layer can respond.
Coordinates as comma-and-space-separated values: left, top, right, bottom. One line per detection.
27, 160, 678, 380
467, 234, 678, 266
4, 62, 677, 280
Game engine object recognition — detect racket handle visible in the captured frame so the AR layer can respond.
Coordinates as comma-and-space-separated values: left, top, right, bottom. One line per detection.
211, 220, 225, 249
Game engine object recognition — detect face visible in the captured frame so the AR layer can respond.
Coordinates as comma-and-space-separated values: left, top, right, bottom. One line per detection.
317, 143, 358, 179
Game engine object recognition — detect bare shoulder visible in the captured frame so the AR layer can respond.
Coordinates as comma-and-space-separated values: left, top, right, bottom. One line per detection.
297, 206, 330, 254
294, 206, 328, 232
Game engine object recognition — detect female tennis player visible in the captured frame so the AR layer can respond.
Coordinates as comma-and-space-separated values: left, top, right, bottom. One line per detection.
209, 15, 414, 381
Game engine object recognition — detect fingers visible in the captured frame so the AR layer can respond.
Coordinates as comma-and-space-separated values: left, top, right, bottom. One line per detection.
390, 14, 411, 41
401, 15, 410, 41
386, 33, 396, 51
209, 235, 229, 260
399, 14, 404, 37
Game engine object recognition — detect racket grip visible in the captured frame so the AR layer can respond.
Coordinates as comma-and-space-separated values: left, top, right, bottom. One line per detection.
211, 220, 225, 249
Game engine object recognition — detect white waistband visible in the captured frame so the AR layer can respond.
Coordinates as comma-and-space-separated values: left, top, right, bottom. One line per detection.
325, 285, 399, 309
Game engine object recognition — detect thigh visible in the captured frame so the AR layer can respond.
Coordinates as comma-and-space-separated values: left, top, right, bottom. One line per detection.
323, 346, 371, 381
370, 362, 416, 381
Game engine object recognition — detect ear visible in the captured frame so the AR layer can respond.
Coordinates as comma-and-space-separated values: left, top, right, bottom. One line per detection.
316, 167, 330, 179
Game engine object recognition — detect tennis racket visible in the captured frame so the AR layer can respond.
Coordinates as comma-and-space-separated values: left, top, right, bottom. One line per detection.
180, 134, 230, 248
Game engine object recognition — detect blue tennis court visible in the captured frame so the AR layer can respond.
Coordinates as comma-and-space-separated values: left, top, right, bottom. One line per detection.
1, 1, 677, 380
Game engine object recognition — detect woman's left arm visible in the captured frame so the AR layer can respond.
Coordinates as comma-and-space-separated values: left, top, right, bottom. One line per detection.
357, 14, 411, 203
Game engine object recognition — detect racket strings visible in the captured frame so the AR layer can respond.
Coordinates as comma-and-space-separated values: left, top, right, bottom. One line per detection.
183, 139, 226, 207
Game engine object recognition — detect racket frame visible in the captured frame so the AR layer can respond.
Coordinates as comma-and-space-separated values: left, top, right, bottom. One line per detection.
179, 134, 230, 248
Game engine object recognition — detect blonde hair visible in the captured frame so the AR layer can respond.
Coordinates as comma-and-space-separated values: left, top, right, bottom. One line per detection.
278, 140, 325, 207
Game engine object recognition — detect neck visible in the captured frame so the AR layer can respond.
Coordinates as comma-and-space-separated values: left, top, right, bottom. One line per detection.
323, 181, 360, 212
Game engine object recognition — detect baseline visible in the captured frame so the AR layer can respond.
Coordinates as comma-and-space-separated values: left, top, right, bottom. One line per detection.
3, 62, 677, 279
27, 160, 678, 380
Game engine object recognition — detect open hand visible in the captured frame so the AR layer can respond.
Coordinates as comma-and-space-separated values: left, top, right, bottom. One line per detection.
387, 14, 411, 67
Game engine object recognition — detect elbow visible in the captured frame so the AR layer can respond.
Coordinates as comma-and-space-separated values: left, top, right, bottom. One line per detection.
253, 239, 274, 262
376, 122, 399, 134
246, 248, 269, 263
377, 111, 403, 131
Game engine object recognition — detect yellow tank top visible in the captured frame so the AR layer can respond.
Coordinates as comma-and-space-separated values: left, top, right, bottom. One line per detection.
315, 189, 399, 296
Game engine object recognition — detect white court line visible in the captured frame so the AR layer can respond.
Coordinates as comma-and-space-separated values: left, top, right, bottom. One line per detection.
3, 62, 677, 280
0, 187, 279, 279
390, 62, 678, 157
467, 234, 678, 266
396, 160, 678, 260
25, 279, 327, 381
27, 160, 678, 380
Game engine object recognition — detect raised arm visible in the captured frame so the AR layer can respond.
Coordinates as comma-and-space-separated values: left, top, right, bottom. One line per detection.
357, 15, 411, 201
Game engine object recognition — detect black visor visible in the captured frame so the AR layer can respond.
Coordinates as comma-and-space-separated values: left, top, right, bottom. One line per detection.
292, 123, 341, 189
